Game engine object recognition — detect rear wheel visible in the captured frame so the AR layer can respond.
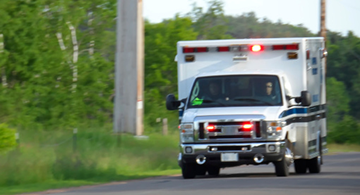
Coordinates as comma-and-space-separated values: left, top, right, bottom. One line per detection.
182, 163, 196, 179
308, 137, 322, 173
294, 159, 307, 174
308, 156, 321, 173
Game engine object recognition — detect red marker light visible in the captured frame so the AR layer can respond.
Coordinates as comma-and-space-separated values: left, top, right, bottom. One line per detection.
206, 125, 216, 131
218, 46, 230, 52
183, 47, 194, 53
272, 44, 299, 50
306, 50, 310, 60
286, 44, 299, 50
196, 47, 208, 52
242, 123, 253, 130
251, 45, 264, 52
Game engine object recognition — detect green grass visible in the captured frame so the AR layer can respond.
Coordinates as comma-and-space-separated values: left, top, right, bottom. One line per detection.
327, 143, 360, 153
0, 127, 181, 195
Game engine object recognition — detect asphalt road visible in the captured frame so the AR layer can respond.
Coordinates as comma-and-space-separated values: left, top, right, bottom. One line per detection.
44, 152, 360, 195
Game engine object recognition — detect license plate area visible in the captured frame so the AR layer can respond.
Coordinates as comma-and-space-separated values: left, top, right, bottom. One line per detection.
221, 153, 238, 162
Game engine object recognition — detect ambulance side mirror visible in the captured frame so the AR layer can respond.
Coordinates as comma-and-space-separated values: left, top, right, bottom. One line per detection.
166, 94, 181, 110
300, 91, 311, 106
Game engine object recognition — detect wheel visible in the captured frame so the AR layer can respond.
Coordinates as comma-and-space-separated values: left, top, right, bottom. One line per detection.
207, 166, 220, 176
274, 154, 289, 176
308, 156, 321, 173
308, 137, 322, 173
294, 159, 307, 174
196, 165, 206, 176
182, 163, 196, 179
274, 141, 292, 177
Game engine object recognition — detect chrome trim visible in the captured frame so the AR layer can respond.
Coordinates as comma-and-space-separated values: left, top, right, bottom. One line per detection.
322, 148, 328, 154
184, 146, 194, 154
265, 142, 281, 153
193, 116, 266, 141
196, 155, 206, 165
285, 148, 294, 165
180, 141, 285, 155
309, 152, 320, 159
254, 154, 264, 163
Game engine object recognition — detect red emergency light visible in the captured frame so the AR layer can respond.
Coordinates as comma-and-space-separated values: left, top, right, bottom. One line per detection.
206, 125, 216, 131
182, 43, 299, 54
272, 44, 299, 50
217, 46, 230, 52
183, 47, 208, 53
242, 123, 253, 131
250, 45, 264, 52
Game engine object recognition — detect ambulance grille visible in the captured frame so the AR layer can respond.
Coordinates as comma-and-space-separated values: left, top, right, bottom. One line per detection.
198, 122, 261, 139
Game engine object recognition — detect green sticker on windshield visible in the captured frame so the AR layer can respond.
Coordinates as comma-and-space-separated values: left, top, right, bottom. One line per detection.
192, 98, 203, 106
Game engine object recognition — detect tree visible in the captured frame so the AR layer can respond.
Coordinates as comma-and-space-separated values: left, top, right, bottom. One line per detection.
144, 16, 198, 126
189, 0, 232, 40
326, 77, 350, 128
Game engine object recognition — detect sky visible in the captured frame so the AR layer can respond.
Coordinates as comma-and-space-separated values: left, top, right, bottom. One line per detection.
143, 0, 360, 37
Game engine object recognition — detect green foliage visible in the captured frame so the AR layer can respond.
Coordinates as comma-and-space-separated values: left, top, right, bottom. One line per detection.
0, 128, 179, 188
0, 0, 116, 129
144, 16, 198, 127
0, 123, 16, 154
189, 0, 232, 39
326, 77, 350, 126
328, 115, 360, 144
0, 0, 359, 193
327, 31, 360, 118
225, 12, 314, 39
0, 0, 357, 136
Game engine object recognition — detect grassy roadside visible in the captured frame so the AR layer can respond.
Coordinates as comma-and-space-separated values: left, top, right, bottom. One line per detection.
0, 169, 181, 195
0, 130, 359, 195
0, 127, 181, 195
326, 143, 360, 154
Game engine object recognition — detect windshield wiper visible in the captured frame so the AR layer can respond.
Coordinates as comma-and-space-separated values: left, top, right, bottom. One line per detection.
233, 98, 274, 106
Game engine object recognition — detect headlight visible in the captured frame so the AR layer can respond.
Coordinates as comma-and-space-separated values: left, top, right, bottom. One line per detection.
266, 121, 286, 139
179, 123, 194, 143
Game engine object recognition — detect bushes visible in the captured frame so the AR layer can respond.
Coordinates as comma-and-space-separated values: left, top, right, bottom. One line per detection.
0, 128, 179, 187
0, 123, 16, 154
328, 115, 360, 144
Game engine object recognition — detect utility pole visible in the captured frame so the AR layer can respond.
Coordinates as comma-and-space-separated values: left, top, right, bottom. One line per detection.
114, 0, 144, 136
320, 0, 327, 73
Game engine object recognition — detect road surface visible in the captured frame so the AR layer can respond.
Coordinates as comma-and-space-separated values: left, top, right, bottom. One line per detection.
36, 152, 360, 195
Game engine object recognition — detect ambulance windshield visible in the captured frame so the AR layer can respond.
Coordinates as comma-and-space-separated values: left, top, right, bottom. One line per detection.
187, 75, 283, 108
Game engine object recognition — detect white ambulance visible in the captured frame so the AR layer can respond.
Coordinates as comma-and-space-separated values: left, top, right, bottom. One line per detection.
166, 37, 328, 179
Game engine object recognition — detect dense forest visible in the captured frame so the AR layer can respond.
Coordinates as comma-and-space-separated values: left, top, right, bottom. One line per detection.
0, 0, 359, 145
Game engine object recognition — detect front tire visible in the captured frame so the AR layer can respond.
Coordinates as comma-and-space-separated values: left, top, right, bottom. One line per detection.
274, 155, 290, 176
274, 142, 292, 177
207, 166, 220, 176
196, 165, 207, 176
182, 163, 196, 179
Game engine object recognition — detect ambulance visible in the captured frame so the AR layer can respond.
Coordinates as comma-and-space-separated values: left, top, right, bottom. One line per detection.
166, 37, 328, 178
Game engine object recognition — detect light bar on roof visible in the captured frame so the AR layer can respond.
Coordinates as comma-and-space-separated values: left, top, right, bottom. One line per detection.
182, 43, 300, 53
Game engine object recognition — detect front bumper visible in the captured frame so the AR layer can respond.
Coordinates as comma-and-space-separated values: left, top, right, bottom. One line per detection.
179, 141, 286, 167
